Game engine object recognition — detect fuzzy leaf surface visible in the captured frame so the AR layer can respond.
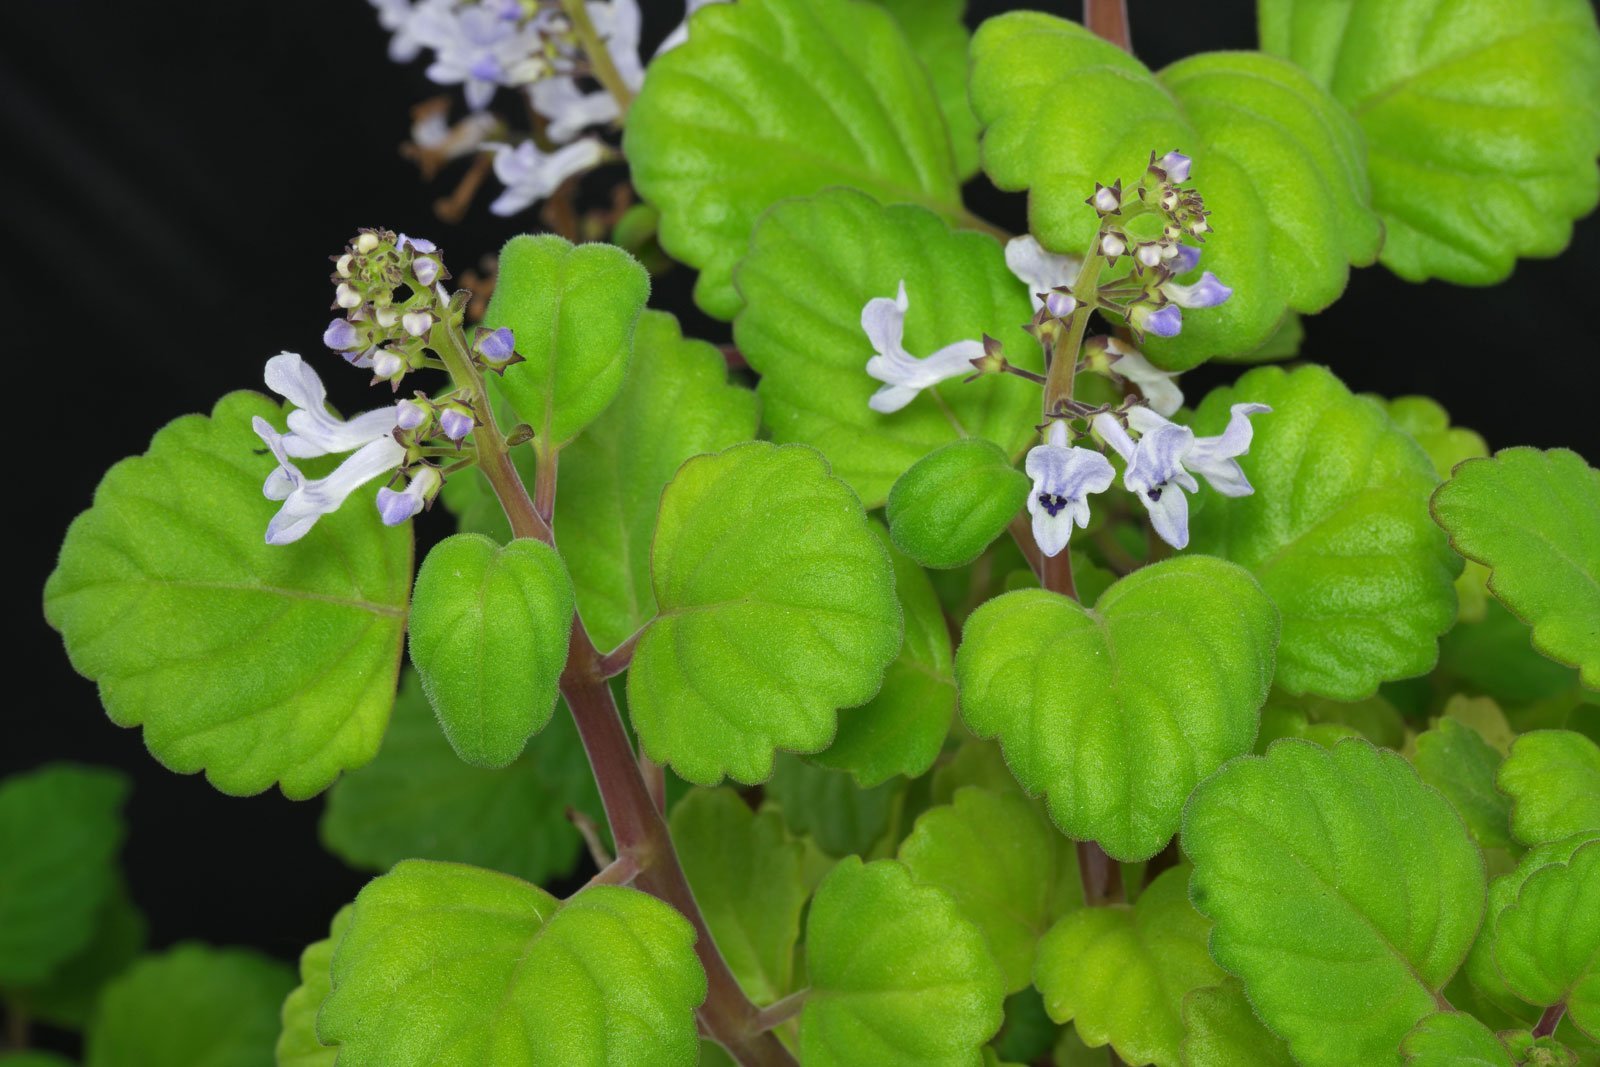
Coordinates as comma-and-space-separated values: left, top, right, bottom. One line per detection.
275, 906, 351, 1067
872, 0, 980, 178
1499, 730, 1600, 848
765, 756, 899, 858
1179, 978, 1295, 1067
1413, 716, 1515, 851
1399, 1012, 1516, 1066
1491, 838, 1600, 1033
887, 439, 1031, 570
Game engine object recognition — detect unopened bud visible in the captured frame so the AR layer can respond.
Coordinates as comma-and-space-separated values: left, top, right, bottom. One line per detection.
372, 350, 405, 379
477, 326, 517, 364
335, 283, 362, 309
1158, 150, 1193, 183
336, 254, 354, 278
1100, 232, 1126, 259
323, 318, 361, 351
1045, 288, 1077, 319
355, 232, 381, 255
439, 408, 475, 441
402, 310, 434, 338
396, 398, 430, 431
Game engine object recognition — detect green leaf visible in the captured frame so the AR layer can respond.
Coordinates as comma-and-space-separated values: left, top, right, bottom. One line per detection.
1440, 602, 1581, 708
87, 944, 294, 1067
1181, 739, 1487, 1067
1034, 867, 1220, 1067
407, 534, 573, 767
955, 555, 1279, 860
1400, 1012, 1515, 1066
1259, 0, 1600, 285
670, 788, 807, 1005
0, 765, 128, 987
623, 0, 964, 319
320, 671, 602, 886
1179, 979, 1295, 1067
1499, 731, 1600, 847
1189, 365, 1459, 700
555, 309, 758, 652
810, 525, 955, 787
1432, 448, 1600, 687
800, 857, 1005, 1065
994, 988, 1059, 1064
14, 882, 145, 1030
887, 439, 1031, 570
276, 906, 351, 1067
765, 756, 899, 858
1413, 717, 1516, 851
871, 0, 980, 178
1260, 691, 1407, 751
899, 787, 1082, 993
319, 861, 705, 1066
733, 187, 1041, 507
971, 13, 1380, 369
1214, 313, 1303, 365
628, 441, 902, 784
930, 740, 1026, 806
1492, 837, 1600, 1032
1441, 694, 1518, 756
44, 392, 412, 798
485, 235, 650, 450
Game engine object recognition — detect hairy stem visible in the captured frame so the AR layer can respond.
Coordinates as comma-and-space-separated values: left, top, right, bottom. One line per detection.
559, 0, 637, 115
1084, 0, 1132, 51
754, 989, 809, 1033
534, 444, 559, 525
1532, 1003, 1566, 1039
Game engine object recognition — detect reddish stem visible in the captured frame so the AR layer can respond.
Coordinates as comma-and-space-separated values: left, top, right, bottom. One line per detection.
1533, 1003, 1566, 1039
1084, 0, 1132, 50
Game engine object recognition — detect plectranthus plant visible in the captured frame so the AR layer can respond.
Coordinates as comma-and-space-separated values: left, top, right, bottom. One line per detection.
23, 0, 1600, 1065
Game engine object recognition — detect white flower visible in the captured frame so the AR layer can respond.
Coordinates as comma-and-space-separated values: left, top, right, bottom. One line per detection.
1094, 402, 1270, 549
1104, 337, 1183, 417
862, 281, 985, 414
1004, 235, 1082, 312
1025, 421, 1116, 557
253, 353, 409, 545
486, 138, 607, 215
529, 0, 644, 142
413, 1, 545, 112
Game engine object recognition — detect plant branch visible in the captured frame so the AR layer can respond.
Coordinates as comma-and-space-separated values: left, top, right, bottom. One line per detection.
1008, 515, 1044, 580
597, 625, 646, 678
1533, 1002, 1566, 1039
534, 443, 559, 525
1084, 0, 1132, 51
559, 0, 636, 115
1076, 840, 1124, 907
585, 853, 641, 889
640, 754, 667, 812
754, 989, 809, 1033
566, 805, 614, 868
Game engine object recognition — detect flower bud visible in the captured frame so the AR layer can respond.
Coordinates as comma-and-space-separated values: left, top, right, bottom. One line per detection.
396, 398, 430, 431
1045, 288, 1077, 319
1086, 180, 1122, 215
355, 232, 381, 255
323, 318, 362, 352
1158, 150, 1192, 183
375, 306, 400, 329
1100, 232, 1127, 259
402, 310, 434, 338
477, 326, 517, 364
372, 349, 406, 380
412, 256, 441, 287
336, 254, 354, 278
1136, 242, 1165, 269
335, 283, 362, 309
1131, 303, 1183, 338
439, 407, 475, 441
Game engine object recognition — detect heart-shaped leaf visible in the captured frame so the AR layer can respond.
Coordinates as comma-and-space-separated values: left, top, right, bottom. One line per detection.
556, 310, 758, 652
87, 945, 294, 1067
486, 235, 650, 451
871, 0, 980, 178
276, 906, 351, 1067
1412, 717, 1515, 851
810, 525, 955, 786
670, 788, 807, 1005
1498, 731, 1600, 848
1431, 448, 1600, 687
899, 787, 1083, 993
1491, 837, 1600, 1034
1180, 979, 1295, 1067
1188, 365, 1460, 700
407, 534, 573, 768
627, 442, 902, 784
319, 672, 603, 886
44, 392, 411, 798
0, 766, 127, 987
971, 13, 1381, 369
1400, 1012, 1517, 1067
1035, 867, 1222, 1067
1259, 0, 1600, 285
318, 861, 706, 1066
800, 857, 1005, 1066
12, 881, 145, 1031
623, 0, 965, 319
1182, 739, 1487, 1067
734, 187, 1041, 506
887, 439, 1031, 570
955, 555, 1279, 860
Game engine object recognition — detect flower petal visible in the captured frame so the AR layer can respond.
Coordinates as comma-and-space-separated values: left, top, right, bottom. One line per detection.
1004, 235, 1080, 311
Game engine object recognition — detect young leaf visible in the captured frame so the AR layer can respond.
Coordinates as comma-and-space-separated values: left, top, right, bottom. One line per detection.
0, 766, 127, 987
556, 310, 758, 652
765, 756, 899, 858
970, 14, 1380, 368
86, 944, 294, 1067
1440, 601, 1582, 709
318, 861, 706, 1066
1413, 717, 1516, 851
1180, 979, 1295, 1067
1034, 867, 1222, 1067
733, 187, 1041, 506
627, 442, 902, 784
670, 788, 807, 1005
800, 857, 1005, 1066
955, 555, 1280, 861
810, 525, 955, 786
320, 672, 603, 886
623, 0, 964, 319
887, 439, 1031, 570
12, 882, 145, 1030
871, 0, 979, 178
1400, 1012, 1516, 1067
1259, 0, 1600, 285
407, 534, 574, 768
1499, 731, 1600, 848
276, 906, 352, 1067
898, 787, 1081, 994
1491, 838, 1600, 1035
1432, 448, 1600, 687
1188, 365, 1459, 700
485, 235, 650, 450
1182, 739, 1487, 1067
44, 393, 411, 798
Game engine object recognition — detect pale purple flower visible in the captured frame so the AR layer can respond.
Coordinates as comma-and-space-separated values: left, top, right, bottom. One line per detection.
1170, 245, 1201, 275
377, 466, 441, 526
323, 319, 362, 353
1131, 303, 1183, 338
1025, 421, 1115, 557
371, 0, 427, 62
861, 281, 985, 414
478, 326, 516, 363
487, 138, 607, 215
1163, 271, 1231, 309
439, 408, 475, 441
402, 310, 434, 338
253, 419, 406, 545
396, 399, 430, 431
414, 1, 544, 111
263, 353, 399, 458
529, 0, 645, 142
1004, 235, 1082, 312
1104, 337, 1182, 417
1159, 150, 1193, 183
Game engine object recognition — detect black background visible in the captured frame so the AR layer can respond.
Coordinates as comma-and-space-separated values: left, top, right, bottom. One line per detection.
4, 0, 1597, 1051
